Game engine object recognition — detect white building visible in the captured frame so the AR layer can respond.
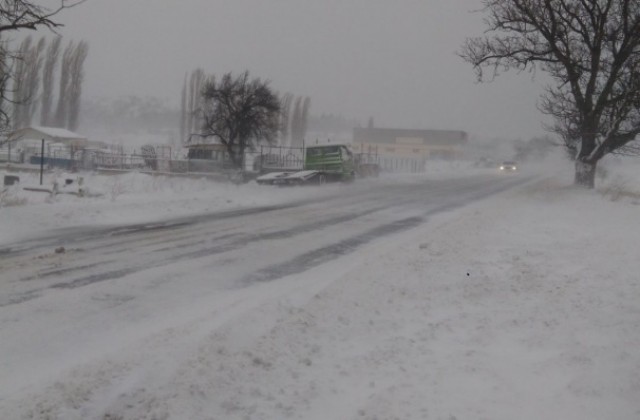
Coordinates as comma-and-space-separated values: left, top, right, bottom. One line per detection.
5, 126, 88, 163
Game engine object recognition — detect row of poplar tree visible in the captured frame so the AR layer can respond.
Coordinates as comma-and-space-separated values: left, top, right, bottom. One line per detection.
179, 68, 311, 148
10, 36, 89, 132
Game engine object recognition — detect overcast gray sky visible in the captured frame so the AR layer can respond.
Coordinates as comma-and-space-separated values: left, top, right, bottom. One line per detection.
54, 0, 550, 140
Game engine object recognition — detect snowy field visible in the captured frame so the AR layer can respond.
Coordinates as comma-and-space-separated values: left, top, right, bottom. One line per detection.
1, 157, 639, 419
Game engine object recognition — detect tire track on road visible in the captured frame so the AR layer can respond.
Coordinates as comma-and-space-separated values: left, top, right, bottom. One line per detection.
0, 175, 531, 307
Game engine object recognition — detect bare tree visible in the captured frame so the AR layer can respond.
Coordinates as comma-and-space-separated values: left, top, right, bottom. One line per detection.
300, 96, 311, 143
53, 40, 73, 127
289, 95, 312, 147
278, 92, 292, 146
40, 35, 61, 126
67, 40, 88, 131
460, 0, 640, 188
187, 71, 196, 135
290, 96, 302, 146
0, 38, 9, 130
0, 0, 86, 133
199, 71, 280, 168
11, 36, 31, 128
289, 95, 313, 147
179, 74, 187, 143
24, 36, 45, 125
11, 35, 45, 128
0, 1, 87, 34
187, 68, 205, 135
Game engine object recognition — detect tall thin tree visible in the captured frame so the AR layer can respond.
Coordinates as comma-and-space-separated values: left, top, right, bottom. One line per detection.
0, 38, 9, 129
279, 92, 293, 146
290, 96, 302, 147
300, 96, 311, 143
11, 36, 31, 128
0, 0, 86, 134
67, 40, 88, 131
179, 73, 187, 143
188, 68, 205, 135
53, 40, 74, 128
24, 36, 46, 126
40, 36, 61, 126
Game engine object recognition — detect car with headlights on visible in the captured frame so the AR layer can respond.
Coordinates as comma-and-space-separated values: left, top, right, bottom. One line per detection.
499, 161, 518, 172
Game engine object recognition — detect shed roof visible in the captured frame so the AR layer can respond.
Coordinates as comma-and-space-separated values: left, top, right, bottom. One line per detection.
9, 126, 87, 141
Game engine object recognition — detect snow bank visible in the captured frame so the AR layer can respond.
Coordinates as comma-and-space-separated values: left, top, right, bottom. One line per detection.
0, 170, 345, 245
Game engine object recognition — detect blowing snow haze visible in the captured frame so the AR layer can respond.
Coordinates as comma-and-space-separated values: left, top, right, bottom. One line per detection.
56, 0, 549, 140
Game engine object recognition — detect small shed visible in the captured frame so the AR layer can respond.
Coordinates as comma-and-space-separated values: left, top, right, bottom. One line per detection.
7, 126, 88, 164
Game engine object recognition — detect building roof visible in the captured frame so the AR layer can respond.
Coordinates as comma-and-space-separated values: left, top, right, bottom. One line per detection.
353, 127, 468, 146
9, 126, 87, 141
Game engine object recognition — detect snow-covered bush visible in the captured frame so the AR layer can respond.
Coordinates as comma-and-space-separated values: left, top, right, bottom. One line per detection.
0, 186, 27, 207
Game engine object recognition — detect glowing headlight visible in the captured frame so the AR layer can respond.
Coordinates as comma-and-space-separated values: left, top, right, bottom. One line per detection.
500, 166, 505, 170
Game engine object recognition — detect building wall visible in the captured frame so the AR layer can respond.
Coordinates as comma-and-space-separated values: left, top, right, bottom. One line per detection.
353, 128, 467, 162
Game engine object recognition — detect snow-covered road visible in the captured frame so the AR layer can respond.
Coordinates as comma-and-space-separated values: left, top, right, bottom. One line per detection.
0, 173, 530, 416
2, 167, 639, 420
1, 174, 528, 302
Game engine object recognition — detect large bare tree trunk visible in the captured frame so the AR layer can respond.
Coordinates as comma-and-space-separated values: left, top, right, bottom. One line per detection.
575, 159, 596, 188
574, 130, 599, 188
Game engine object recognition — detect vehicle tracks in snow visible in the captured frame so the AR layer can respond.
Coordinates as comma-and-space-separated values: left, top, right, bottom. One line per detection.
0, 175, 530, 308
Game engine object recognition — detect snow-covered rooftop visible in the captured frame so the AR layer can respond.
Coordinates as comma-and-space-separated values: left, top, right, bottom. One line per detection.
10, 126, 87, 141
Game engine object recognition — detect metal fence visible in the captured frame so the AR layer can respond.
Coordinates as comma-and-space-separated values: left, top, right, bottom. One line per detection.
252, 146, 305, 172
0, 146, 22, 163
378, 156, 426, 173
2, 143, 428, 176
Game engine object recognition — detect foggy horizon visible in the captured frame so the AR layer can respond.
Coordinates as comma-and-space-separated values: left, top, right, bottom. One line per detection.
52, 0, 552, 141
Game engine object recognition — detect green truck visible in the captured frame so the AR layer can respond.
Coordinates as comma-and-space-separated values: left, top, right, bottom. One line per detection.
256, 144, 360, 185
